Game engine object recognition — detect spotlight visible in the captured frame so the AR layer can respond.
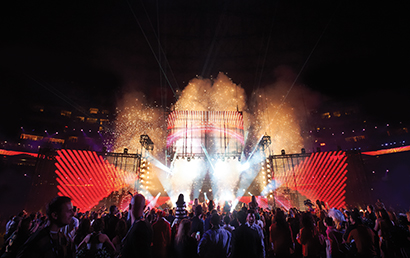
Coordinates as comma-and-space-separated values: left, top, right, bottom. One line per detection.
240, 162, 250, 171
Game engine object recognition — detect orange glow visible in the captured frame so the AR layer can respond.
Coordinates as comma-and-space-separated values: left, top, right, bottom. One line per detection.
362, 145, 410, 156
0, 149, 38, 158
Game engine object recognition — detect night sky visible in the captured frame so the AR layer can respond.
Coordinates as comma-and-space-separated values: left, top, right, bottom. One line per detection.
1, 0, 410, 133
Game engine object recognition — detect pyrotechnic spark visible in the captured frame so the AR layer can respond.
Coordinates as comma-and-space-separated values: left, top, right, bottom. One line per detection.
111, 92, 167, 157
111, 71, 310, 203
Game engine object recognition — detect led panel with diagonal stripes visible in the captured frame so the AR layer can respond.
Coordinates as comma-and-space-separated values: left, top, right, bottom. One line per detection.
55, 149, 137, 211
274, 151, 347, 208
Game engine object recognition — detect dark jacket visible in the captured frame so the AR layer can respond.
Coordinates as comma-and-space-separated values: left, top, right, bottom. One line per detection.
197, 225, 231, 258
190, 216, 204, 238
17, 226, 73, 258
121, 220, 153, 258
231, 224, 263, 258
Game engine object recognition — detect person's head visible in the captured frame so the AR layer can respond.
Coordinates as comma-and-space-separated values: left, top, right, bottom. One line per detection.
46, 196, 74, 227
17, 217, 32, 235
130, 194, 146, 222
208, 200, 214, 211
274, 209, 287, 226
195, 204, 203, 216
115, 219, 128, 238
316, 200, 322, 210
157, 209, 165, 218
367, 205, 374, 213
247, 210, 256, 225
176, 194, 185, 206
241, 206, 248, 213
176, 219, 191, 244
378, 208, 390, 221
211, 213, 221, 227
324, 216, 335, 227
92, 218, 105, 232
78, 218, 91, 234
109, 205, 118, 215
301, 212, 315, 229
224, 215, 231, 225
237, 210, 247, 225
350, 210, 362, 225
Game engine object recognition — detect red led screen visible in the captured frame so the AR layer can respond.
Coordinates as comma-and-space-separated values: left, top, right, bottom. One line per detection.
55, 149, 137, 211
275, 151, 347, 208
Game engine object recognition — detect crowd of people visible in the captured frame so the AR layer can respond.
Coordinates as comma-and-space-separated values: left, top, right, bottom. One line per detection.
1, 194, 410, 258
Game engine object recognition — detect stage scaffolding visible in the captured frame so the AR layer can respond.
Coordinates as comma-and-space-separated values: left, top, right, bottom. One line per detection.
265, 153, 310, 209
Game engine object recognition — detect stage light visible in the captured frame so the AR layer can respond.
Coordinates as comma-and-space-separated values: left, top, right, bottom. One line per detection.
240, 162, 250, 171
